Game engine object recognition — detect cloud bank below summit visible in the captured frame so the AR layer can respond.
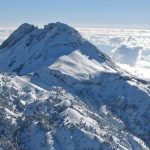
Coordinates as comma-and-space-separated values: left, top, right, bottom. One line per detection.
79, 28, 150, 80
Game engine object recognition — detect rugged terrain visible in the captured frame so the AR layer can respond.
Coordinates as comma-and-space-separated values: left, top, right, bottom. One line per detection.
0, 22, 149, 150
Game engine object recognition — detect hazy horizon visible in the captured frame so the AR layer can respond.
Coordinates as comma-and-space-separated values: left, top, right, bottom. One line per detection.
1, 23, 150, 30
0, 0, 150, 29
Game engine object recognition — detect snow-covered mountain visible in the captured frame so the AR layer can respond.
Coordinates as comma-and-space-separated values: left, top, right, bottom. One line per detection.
0, 22, 114, 75
0, 22, 150, 150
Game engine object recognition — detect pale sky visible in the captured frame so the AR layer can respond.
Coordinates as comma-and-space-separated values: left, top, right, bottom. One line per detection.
0, 0, 150, 28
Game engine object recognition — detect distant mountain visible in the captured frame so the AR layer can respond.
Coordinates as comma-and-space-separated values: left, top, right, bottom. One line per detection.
0, 22, 149, 150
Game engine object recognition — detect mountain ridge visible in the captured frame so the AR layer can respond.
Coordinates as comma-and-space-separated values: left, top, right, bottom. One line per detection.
0, 22, 115, 76
0, 22, 150, 150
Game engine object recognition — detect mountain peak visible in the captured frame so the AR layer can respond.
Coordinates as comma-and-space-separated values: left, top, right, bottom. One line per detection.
43, 22, 82, 44
0, 22, 115, 75
17, 23, 35, 30
15, 23, 36, 36
44, 22, 74, 32
0, 23, 36, 49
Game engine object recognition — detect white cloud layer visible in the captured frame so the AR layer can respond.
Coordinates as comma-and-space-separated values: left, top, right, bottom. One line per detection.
79, 28, 150, 81
111, 45, 142, 66
0, 28, 14, 44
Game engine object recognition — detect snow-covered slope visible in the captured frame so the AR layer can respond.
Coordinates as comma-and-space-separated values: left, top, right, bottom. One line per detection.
0, 22, 113, 75
0, 22, 150, 150
0, 73, 149, 150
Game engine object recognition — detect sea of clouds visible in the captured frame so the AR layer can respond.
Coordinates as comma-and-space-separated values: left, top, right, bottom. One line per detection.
0, 27, 150, 80
0, 28, 14, 46
79, 28, 150, 81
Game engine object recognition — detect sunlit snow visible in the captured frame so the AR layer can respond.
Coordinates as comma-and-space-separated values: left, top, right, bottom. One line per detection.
1, 27, 150, 80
